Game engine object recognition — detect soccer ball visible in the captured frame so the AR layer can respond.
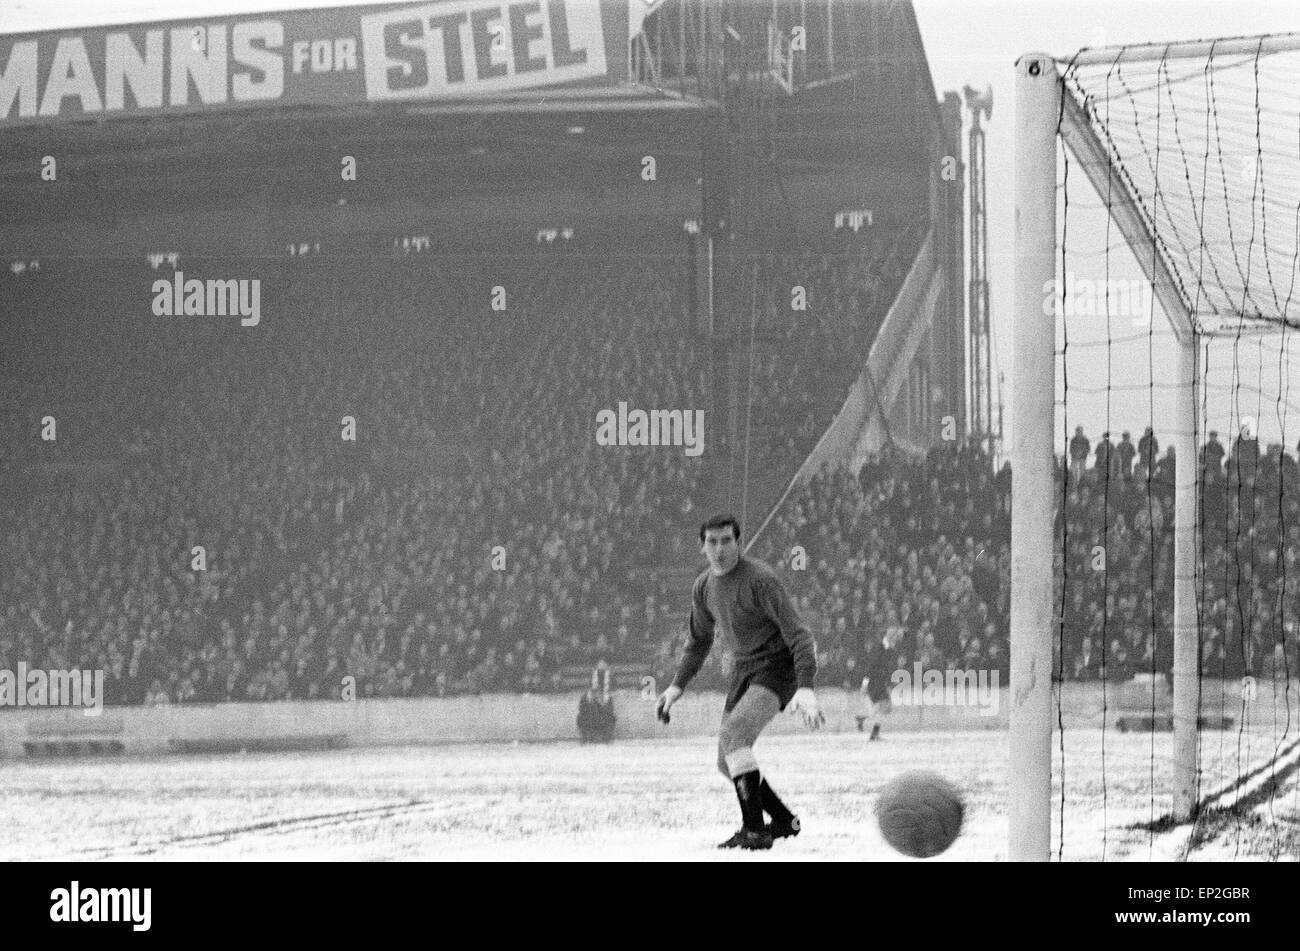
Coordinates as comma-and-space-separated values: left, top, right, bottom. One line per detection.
874, 770, 964, 858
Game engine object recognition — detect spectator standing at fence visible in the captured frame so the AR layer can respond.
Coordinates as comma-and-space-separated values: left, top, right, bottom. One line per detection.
1117, 432, 1136, 479
1138, 427, 1159, 479
1202, 431, 1225, 481
1094, 432, 1114, 482
1069, 426, 1090, 479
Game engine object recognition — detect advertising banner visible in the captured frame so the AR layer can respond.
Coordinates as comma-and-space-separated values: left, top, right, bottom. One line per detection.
0, 0, 660, 126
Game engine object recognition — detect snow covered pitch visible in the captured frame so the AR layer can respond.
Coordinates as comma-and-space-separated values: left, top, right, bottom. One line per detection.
3, 727, 1294, 861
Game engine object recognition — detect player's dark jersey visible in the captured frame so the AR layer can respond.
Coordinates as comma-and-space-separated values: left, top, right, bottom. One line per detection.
863, 647, 894, 702
671, 554, 817, 692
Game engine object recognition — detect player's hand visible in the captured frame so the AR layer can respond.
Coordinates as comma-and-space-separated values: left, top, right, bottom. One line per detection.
655, 684, 683, 724
788, 687, 825, 730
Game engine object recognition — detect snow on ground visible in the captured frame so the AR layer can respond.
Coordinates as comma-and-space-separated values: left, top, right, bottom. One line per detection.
2, 726, 1294, 861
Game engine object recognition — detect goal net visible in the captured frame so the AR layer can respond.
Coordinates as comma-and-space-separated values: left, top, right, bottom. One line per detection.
1012, 34, 1300, 861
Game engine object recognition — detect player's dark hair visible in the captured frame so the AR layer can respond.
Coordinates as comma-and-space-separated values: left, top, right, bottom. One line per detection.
699, 514, 741, 545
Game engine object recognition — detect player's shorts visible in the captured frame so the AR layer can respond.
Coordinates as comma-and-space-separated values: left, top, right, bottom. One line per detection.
724, 658, 799, 714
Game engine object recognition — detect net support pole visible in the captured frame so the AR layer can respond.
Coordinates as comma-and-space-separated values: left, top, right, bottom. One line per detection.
1172, 336, 1199, 819
1010, 52, 1059, 862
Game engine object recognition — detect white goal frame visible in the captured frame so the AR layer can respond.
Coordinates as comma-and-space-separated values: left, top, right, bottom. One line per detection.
1011, 34, 1300, 862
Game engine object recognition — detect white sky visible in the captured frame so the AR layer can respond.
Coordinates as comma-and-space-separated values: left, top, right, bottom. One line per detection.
4, 0, 1299, 453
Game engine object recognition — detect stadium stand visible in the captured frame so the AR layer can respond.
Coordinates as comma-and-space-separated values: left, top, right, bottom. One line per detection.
0, 227, 914, 703
4, 219, 1296, 704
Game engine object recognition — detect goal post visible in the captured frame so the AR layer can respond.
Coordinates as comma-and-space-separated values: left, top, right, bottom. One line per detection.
1012, 32, 1300, 861
1010, 51, 1058, 863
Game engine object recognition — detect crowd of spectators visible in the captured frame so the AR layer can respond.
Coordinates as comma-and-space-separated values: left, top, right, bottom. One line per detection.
5, 230, 1296, 705
1057, 424, 1300, 682
742, 222, 916, 468
740, 423, 1299, 695
15, 227, 1289, 706
0, 229, 911, 705
742, 439, 1012, 694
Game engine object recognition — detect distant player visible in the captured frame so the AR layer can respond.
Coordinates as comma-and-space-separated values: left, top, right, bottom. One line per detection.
859, 636, 896, 740
656, 514, 823, 850
855, 675, 889, 740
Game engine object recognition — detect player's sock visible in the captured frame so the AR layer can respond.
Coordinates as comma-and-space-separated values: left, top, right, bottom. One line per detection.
732, 771, 765, 831
725, 748, 765, 831
759, 779, 794, 824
